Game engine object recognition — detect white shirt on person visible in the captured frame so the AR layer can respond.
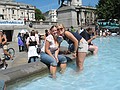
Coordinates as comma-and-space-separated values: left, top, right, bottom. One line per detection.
26, 36, 39, 59
26, 36, 39, 45
35, 34, 40, 43
41, 34, 58, 53
79, 28, 84, 34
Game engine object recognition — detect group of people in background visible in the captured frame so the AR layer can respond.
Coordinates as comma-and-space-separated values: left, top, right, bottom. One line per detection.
99, 28, 111, 37
17, 29, 41, 63
16, 24, 98, 79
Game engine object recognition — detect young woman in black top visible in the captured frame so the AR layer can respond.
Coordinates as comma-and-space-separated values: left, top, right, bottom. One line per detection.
57, 24, 88, 71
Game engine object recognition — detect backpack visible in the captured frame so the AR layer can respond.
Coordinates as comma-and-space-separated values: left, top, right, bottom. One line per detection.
36, 45, 41, 54
29, 37, 41, 54
29, 37, 37, 46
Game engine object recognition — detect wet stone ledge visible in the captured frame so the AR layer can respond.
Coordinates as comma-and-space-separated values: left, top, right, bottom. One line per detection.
0, 49, 93, 85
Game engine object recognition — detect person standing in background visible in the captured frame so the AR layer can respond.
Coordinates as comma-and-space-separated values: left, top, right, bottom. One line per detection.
24, 31, 29, 52
17, 33, 24, 52
79, 27, 84, 34
70, 26, 75, 32
35, 30, 39, 42
44, 29, 50, 40
26, 30, 39, 63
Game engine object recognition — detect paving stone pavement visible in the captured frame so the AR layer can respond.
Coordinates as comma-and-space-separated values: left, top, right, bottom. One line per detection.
6, 42, 28, 68
5, 41, 67, 69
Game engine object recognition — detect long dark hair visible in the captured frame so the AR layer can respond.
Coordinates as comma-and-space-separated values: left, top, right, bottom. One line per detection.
30, 30, 35, 36
45, 29, 48, 37
50, 25, 57, 31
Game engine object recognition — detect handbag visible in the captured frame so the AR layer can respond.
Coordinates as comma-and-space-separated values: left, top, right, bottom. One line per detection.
36, 45, 41, 54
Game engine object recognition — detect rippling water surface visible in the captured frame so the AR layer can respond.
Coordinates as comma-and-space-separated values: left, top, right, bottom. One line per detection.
8, 36, 120, 90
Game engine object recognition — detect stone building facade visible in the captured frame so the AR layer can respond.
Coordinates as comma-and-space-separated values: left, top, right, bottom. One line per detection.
43, 9, 57, 22
0, 0, 36, 42
0, 0, 97, 42
57, 0, 97, 29
0, 1, 35, 21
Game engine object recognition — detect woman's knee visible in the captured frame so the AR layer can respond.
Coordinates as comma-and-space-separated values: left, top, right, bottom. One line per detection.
50, 61, 57, 66
40, 54, 57, 66
58, 55, 67, 64
95, 46, 98, 50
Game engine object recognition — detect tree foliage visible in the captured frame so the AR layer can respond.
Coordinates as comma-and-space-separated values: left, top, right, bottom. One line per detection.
35, 8, 45, 21
96, 0, 120, 20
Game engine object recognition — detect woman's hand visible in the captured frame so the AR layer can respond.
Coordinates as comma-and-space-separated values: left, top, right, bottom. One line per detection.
92, 35, 98, 39
72, 52, 77, 58
54, 57, 59, 63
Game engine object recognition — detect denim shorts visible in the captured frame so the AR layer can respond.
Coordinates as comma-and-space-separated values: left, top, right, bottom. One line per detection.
40, 52, 67, 66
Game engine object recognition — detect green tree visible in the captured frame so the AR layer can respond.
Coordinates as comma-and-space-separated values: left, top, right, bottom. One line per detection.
96, 0, 120, 20
35, 8, 45, 21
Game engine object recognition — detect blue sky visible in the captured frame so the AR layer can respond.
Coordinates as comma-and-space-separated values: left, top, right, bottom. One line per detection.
16, 0, 99, 12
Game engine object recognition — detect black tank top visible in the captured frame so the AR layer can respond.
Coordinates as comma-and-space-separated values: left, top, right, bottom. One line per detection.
29, 37, 37, 46
63, 31, 82, 44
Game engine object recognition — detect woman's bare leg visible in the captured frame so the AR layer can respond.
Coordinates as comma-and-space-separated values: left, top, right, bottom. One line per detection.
76, 52, 86, 72
89, 45, 98, 55
50, 66, 57, 78
60, 63, 66, 74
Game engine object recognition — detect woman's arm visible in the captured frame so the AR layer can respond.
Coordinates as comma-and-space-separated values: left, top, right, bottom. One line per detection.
0, 35, 2, 43
64, 31, 78, 53
45, 40, 56, 60
87, 35, 97, 44
26, 37, 30, 48
36, 37, 40, 45
54, 47, 60, 62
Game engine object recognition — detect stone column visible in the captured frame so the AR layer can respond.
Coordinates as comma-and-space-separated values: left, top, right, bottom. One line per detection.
79, 10, 82, 26
16, 6, 20, 20
10, 8, 12, 20
6, 8, 9, 20
57, 6, 78, 29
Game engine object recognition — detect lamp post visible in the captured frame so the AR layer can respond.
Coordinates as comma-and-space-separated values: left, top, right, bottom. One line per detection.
27, 5, 29, 21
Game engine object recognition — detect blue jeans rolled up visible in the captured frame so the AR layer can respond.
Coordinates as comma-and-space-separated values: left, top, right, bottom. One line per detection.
40, 52, 67, 66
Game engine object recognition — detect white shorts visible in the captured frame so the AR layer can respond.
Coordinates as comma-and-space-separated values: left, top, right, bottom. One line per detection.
78, 38, 88, 53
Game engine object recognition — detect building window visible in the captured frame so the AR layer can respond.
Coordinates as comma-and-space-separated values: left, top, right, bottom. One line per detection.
8, 8, 10, 13
12, 10, 14, 14
32, 14, 34, 18
21, 12, 23, 15
2, 9, 4, 13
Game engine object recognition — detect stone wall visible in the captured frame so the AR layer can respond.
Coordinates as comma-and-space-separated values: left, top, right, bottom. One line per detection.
0, 22, 55, 42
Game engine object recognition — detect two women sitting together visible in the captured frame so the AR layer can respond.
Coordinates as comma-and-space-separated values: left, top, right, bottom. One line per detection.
26, 24, 98, 79
40, 24, 88, 78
